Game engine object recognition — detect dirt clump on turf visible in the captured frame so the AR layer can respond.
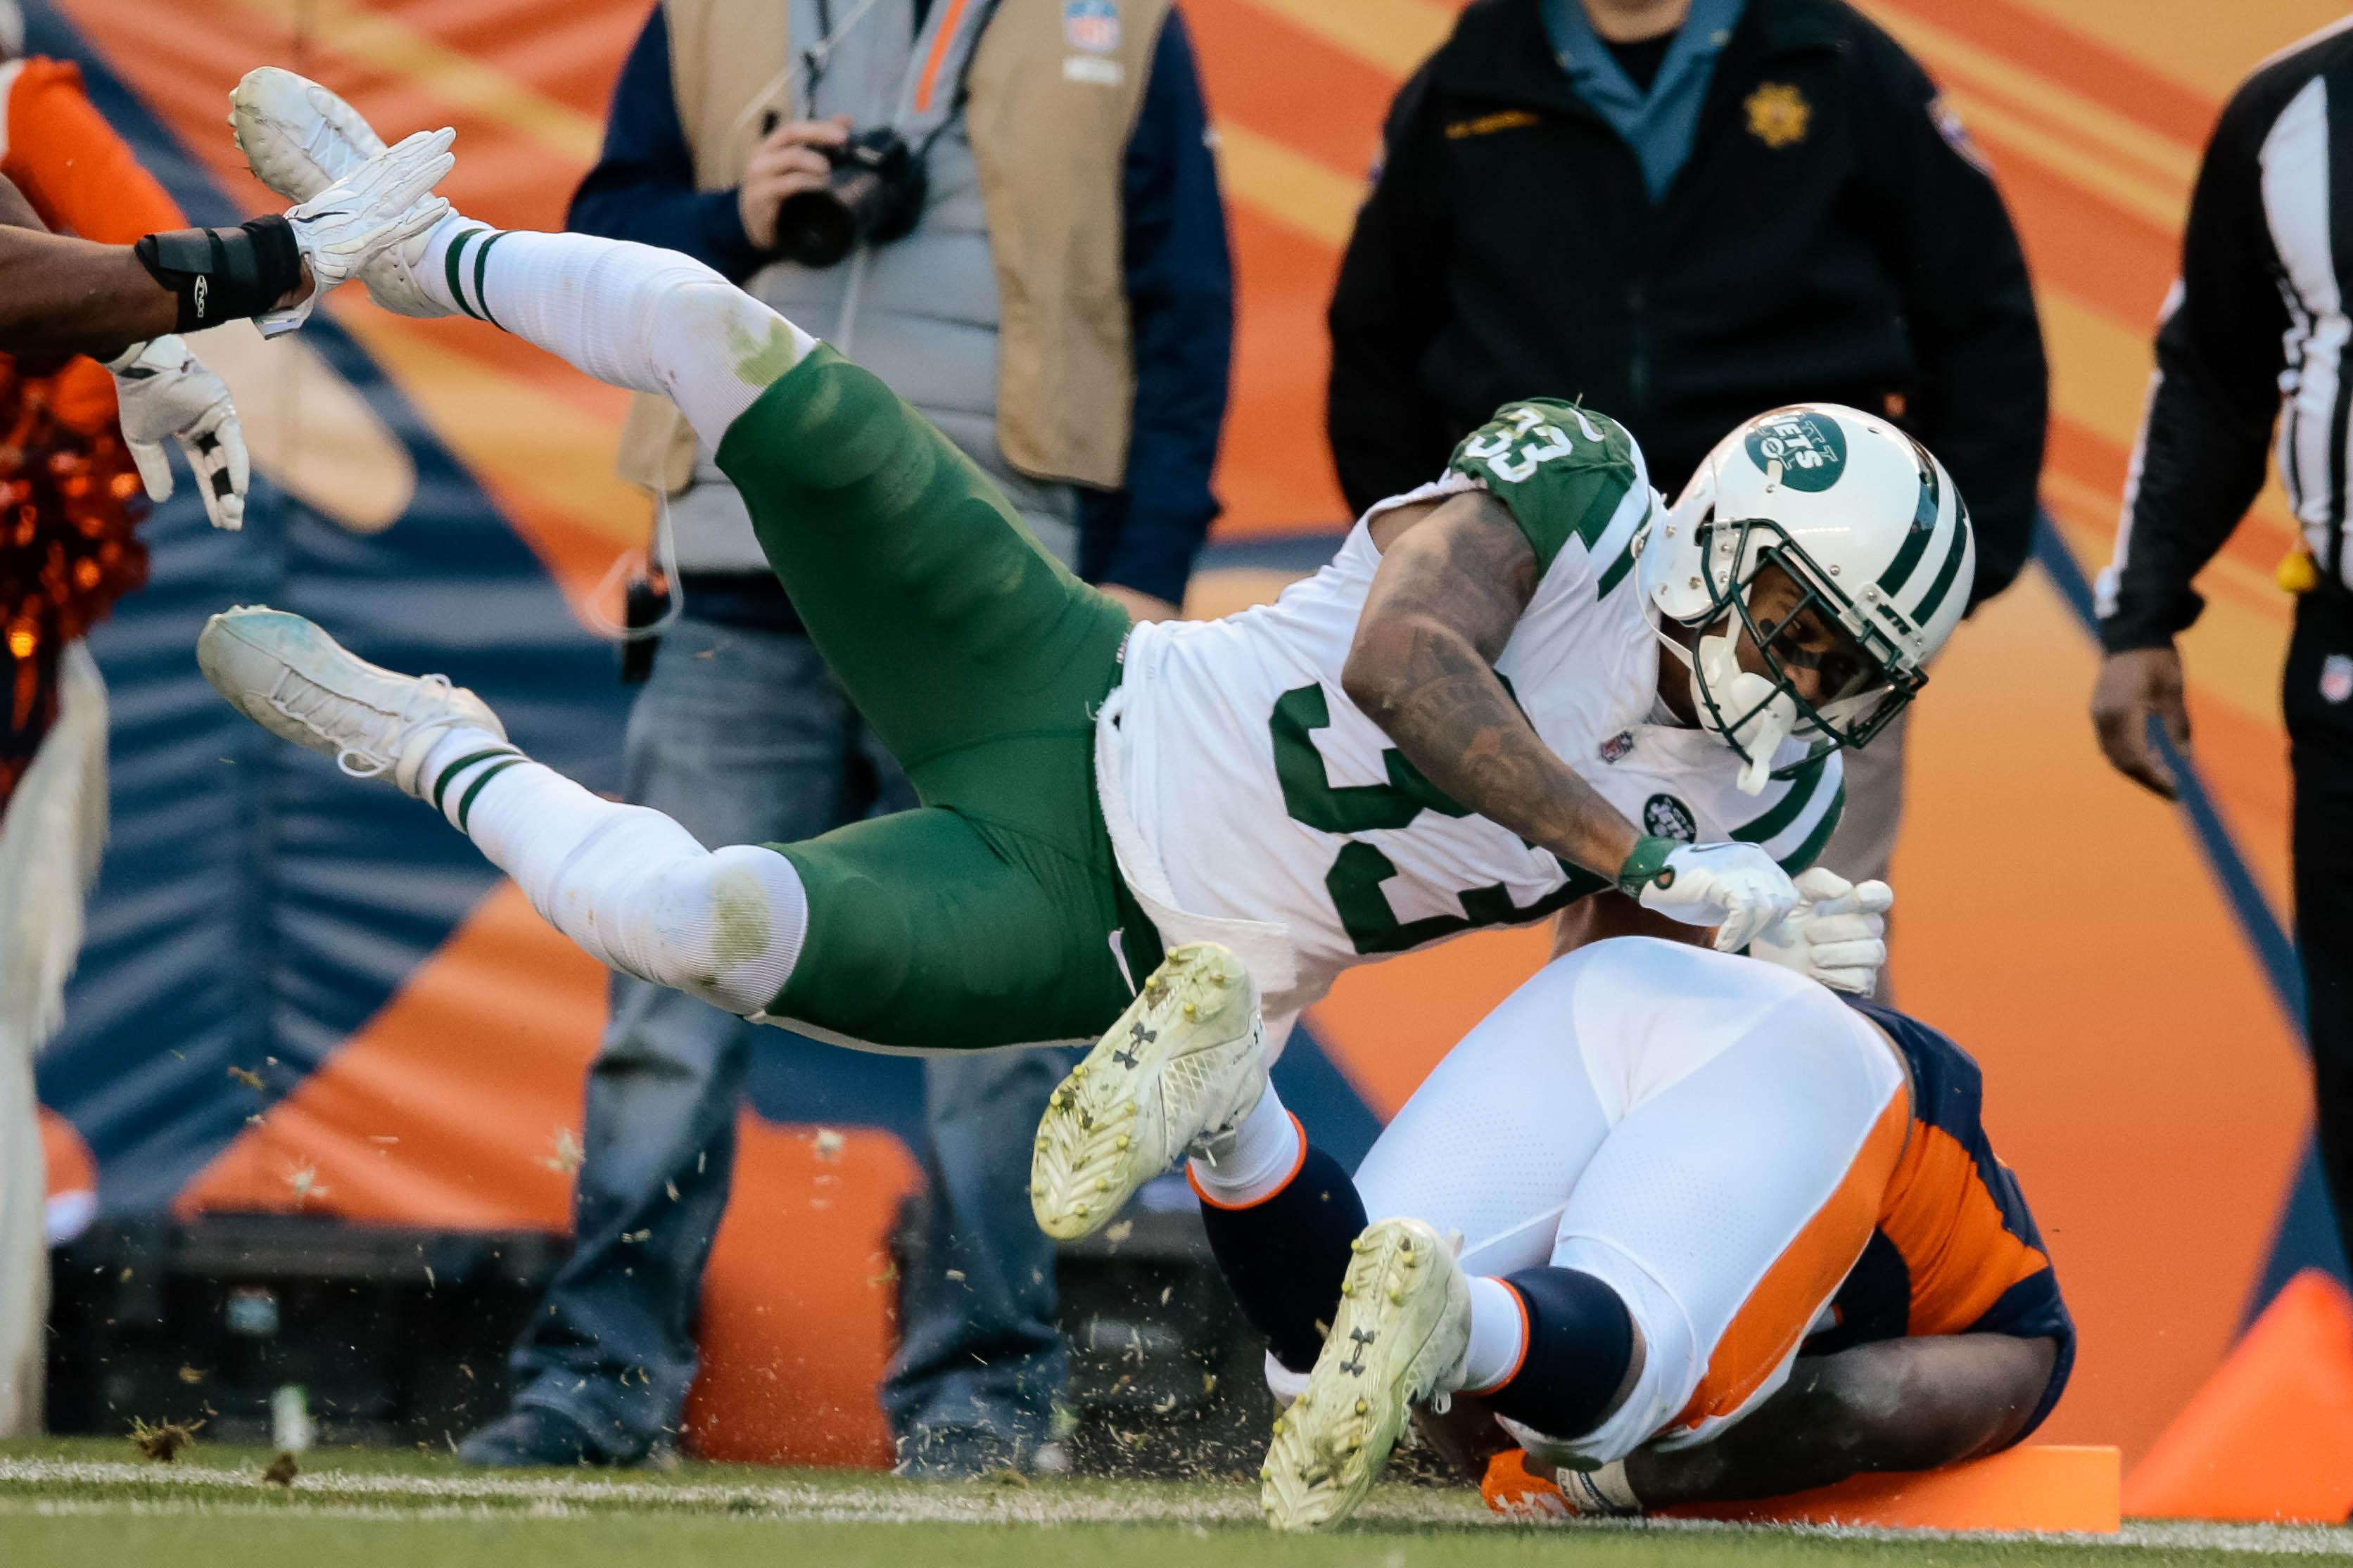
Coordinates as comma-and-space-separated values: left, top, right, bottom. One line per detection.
129, 1417, 203, 1462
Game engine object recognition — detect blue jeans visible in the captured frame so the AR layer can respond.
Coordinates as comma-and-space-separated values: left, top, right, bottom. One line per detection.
506, 616, 1070, 1459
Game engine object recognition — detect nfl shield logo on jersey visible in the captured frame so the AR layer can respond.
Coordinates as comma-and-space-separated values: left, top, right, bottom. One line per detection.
2323, 653, 2353, 705
1599, 730, 1635, 765
1065, 0, 1120, 53
1643, 793, 1697, 843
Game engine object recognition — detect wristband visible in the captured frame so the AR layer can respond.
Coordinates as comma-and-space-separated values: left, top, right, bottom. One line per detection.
1615, 835, 1681, 899
134, 216, 302, 333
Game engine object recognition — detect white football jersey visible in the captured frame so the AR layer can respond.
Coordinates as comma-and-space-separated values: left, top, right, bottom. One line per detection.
1103, 401, 1846, 1025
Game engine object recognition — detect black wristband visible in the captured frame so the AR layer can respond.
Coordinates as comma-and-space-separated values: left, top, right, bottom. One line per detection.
134, 215, 303, 333
1615, 835, 1682, 900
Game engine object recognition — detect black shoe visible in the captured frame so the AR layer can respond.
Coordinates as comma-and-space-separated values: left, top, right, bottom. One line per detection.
455, 1406, 613, 1468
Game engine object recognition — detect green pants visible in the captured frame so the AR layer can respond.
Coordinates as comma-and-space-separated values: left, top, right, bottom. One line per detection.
714, 346, 1158, 1050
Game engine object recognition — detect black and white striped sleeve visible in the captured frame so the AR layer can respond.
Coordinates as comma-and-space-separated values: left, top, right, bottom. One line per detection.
2095, 70, 2302, 653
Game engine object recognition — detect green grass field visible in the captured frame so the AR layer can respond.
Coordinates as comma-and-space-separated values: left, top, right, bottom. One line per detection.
2, 1438, 2345, 1568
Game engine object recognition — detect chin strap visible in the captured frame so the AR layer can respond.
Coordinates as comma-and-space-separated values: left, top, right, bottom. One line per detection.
1644, 592, 1801, 796
1694, 632, 1799, 796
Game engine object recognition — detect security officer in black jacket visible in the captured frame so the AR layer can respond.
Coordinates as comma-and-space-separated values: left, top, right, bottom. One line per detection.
1328, 0, 2046, 898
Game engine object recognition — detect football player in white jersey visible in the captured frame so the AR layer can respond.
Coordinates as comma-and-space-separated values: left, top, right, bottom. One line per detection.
196, 82, 1967, 1229
1214, 937, 2070, 1532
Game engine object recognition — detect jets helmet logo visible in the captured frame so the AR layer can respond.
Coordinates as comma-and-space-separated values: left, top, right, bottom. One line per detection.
1643, 793, 1697, 843
1746, 411, 1846, 492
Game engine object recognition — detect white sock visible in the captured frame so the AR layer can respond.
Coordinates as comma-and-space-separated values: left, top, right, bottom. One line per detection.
414, 216, 817, 449
1459, 1275, 1530, 1396
416, 728, 808, 1015
1186, 1084, 1303, 1207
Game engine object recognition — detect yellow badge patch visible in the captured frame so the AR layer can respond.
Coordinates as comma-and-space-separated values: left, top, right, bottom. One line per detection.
1745, 82, 1810, 148
1445, 108, 1542, 141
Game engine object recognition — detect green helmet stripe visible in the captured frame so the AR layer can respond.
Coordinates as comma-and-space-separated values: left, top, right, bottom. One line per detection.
1731, 751, 1830, 846
1906, 502, 1973, 627
1873, 461, 1941, 597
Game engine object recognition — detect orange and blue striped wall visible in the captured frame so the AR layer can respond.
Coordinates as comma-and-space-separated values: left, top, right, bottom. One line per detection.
28, 0, 2349, 1474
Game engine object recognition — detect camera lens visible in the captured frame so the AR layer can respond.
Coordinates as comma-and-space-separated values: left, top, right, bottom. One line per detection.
771, 127, 927, 269
775, 186, 858, 268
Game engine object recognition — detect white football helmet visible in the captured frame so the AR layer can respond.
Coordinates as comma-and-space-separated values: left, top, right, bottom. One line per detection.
1636, 404, 1974, 787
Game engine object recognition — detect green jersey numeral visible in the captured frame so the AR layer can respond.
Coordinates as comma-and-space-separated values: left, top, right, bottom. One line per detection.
1269, 683, 1604, 955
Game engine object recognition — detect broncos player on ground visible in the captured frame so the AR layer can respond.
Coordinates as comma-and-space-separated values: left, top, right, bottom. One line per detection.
1213, 937, 2070, 1532
194, 78, 1968, 1220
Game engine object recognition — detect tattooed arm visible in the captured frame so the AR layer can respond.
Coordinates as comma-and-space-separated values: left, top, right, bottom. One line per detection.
1343, 490, 1644, 879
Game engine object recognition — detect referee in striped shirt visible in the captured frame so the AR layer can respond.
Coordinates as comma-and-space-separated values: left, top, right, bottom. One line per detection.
2092, 20, 2353, 1266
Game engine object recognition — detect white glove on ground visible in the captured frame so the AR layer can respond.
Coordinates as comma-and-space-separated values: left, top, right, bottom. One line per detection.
1629, 839, 1800, 954
258, 126, 455, 337
105, 335, 247, 530
1748, 867, 1894, 995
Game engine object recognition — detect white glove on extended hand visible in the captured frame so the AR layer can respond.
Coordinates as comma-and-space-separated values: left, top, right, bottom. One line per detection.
258, 126, 455, 337
105, 335, 248, 530
1630, 840, 1800, 954
1748, 867, 1894, 995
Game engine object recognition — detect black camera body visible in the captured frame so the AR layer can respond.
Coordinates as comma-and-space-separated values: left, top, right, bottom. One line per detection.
773, 126, 928, 269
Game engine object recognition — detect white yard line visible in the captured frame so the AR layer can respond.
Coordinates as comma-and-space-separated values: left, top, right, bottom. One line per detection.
1, 1458, 2347, 1552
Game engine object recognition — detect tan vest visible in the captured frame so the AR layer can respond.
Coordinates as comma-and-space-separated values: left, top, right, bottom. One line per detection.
617, 0, 1167, 496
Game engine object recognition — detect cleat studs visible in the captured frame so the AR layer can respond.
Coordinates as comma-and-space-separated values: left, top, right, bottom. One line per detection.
1388, 1288, 1404, 1305
1073, 1066, 1088, 1079
1094, 1179, 1110, 1192
1340, 1284, 1354, 1298
1034, 1136, 1048, 1151
1271, 1417, 1286, 1435
1114, 1135, 1130, 1150
1355, 1399, 1368, 1415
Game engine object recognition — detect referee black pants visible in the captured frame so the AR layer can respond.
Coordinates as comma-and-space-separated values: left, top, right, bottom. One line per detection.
2290, 591, 2353, 1266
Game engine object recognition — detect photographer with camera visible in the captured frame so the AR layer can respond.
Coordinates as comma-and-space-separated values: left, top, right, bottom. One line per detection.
450, 0, 1230, 1477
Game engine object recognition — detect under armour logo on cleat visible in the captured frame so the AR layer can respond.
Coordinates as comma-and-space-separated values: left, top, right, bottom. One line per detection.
1340, 1327, 1376, 1376
1112, 1019, 1155, 1069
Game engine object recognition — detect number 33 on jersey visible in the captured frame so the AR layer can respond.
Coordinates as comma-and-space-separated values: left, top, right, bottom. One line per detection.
1102, 399, 1845, 1033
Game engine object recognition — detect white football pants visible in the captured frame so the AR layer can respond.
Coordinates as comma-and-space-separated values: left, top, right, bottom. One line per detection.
1352, 938, 1909, 1465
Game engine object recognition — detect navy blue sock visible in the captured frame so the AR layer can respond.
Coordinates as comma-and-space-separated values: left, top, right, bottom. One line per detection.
1479, 1266, 1636, 1437
1197, 1145, 1367, 1373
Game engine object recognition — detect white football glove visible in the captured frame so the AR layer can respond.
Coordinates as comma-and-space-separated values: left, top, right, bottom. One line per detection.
1749, 867, 1894, 995
105, 336, 248, 531
1630, 840, 1801, 954
258, 126, 455, 338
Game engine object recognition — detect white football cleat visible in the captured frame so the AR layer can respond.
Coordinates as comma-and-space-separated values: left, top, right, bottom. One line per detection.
197, 606, 504, 793
1030, 942, 1267, 1241
232, 67, 455, 319
1261, 1218, 1471, 1533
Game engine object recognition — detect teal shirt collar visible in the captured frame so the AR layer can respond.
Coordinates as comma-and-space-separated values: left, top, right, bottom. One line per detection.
1540, 0, 1748, 202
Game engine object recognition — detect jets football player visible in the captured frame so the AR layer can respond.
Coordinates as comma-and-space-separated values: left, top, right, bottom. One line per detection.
199, 78, 1969, 1230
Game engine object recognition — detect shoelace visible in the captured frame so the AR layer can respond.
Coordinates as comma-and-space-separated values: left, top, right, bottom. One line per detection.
265, 667, 462, 779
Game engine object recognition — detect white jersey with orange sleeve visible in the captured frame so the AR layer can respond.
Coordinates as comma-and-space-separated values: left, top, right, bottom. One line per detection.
1096, 400, 1846, 1040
